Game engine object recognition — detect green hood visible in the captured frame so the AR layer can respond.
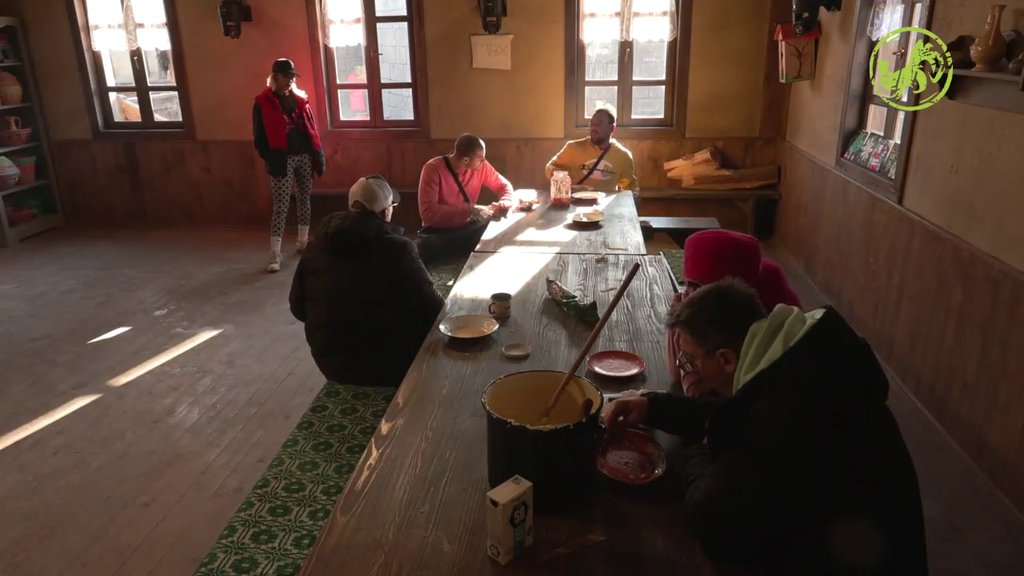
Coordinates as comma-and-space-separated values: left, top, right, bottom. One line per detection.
733, 305, 826, 393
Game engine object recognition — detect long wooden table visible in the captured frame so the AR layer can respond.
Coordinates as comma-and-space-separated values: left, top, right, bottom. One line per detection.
301, 253, 709, 575
475, 190, 647, 255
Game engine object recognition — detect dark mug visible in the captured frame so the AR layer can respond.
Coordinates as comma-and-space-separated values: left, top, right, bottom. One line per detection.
488, 292, 512, 319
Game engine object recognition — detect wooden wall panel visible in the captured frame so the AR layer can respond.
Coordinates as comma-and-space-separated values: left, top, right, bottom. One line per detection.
133, 141, 265, 225
51, 141, 137, 226
776, 142, 1024, 512
52, 137, 777, 227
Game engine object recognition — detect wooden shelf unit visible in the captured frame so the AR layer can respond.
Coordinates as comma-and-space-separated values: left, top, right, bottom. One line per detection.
0, 17, 63, 247
947, 68, 1024, 115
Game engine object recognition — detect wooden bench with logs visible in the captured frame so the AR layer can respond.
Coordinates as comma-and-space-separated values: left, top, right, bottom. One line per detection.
641, 147, 781, 238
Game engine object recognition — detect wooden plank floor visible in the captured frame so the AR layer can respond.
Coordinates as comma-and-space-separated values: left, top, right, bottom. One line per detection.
0, 227, 324, 576
0, 228, 1022, 575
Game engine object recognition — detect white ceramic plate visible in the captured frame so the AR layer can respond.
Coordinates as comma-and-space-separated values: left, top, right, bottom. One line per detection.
502, 343, 532, 359
571, 210, 605, 224
438, 315, 500, 339
571, 191, 606, 202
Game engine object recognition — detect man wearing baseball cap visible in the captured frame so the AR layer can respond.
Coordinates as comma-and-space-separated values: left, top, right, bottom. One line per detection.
289, 175, 443, 387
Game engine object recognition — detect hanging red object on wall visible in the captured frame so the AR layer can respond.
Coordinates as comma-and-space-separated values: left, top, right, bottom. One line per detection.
775, 23, 821, 83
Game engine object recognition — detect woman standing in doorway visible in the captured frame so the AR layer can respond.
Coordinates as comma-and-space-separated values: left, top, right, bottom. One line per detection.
253, 58, 326, 272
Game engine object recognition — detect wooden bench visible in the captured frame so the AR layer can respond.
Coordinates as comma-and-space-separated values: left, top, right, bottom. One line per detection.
641, 216, 720, 247
640, 187, 780, 239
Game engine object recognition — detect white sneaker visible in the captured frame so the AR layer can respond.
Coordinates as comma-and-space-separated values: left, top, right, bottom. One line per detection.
296, 225, 309, 254
268, 236, 283, 273
267, 251, 282, 273
296, 240, 308, 254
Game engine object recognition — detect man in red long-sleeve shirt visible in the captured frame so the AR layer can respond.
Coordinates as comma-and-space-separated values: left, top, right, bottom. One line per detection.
415, 133, 514, 263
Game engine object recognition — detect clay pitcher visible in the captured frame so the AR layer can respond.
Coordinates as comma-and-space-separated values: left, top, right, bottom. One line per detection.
970, 4, 1007, 72
2, 116, 20, 131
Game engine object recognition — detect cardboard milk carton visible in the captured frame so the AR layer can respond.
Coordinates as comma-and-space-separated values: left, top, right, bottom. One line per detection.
485, 475, 534, 565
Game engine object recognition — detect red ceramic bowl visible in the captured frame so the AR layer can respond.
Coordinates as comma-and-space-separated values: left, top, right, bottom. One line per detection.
596, 428, 666, 486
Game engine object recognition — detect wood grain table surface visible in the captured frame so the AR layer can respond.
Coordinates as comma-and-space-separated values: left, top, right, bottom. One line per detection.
475, 190, 646, 256
301, 253, 710, 576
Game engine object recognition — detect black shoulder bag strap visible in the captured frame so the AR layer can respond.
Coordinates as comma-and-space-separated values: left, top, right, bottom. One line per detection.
442, 156, 473, 205
576, 145, 612, 186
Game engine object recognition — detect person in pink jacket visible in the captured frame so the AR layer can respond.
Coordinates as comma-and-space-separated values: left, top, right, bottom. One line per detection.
415, 133, 513, 263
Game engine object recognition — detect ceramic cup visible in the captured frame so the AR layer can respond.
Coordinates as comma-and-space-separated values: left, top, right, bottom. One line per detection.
488, 292, 512, 319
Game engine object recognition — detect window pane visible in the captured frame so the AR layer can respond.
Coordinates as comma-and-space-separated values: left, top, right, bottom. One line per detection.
631, 85, 665, 118
911, 1, 927, 26
98, 48, 134, 86
585, 40, 618, 80
334, 45, 367, 84
143, 47, 175, 86
580, 0, 620, 44
865, 104, 888, 135
633, 40, 667, 80
374, 0, 407, 16
382, 88, 414, 120
584, 86, 616, 117
376, 22, 411, 83
872, 35, 902, 99
338, 89, 370, 120
84, 0, 129, 53
109, 92, 142, 122
150, 91, 182, 121
870, 0, 905, 99
893, 110, 906, 143
324, 0, 366, 48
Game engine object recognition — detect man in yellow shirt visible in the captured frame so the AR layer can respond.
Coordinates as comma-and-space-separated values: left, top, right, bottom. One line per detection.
545, 108, 639, 204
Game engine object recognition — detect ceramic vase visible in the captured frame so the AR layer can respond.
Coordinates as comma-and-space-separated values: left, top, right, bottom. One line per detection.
970, 4, 1007, 72
0, 70, 22, 105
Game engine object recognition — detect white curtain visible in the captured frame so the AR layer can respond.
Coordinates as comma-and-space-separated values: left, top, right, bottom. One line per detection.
85, 0, 128, 51
581, 0, 678, 44
85, 0, 169, 51
129, 0, 171, 51
867, 0, 906, 41
323, 0, 366, 48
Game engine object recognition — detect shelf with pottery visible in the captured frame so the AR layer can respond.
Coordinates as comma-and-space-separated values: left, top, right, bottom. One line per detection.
0, 16, 62, 247
945, 5, 1024, 114
0, 178, 48, 198
947, 69, 1024, 115
0, 141, 36, 155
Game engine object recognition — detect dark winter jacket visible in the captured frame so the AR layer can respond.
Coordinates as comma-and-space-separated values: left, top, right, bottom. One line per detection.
645, 306, 928, 575
253, 87, 325, 178
289, 210, 444, 387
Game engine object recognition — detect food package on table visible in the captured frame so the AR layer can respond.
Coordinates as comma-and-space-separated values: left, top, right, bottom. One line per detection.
545, 278, 599, 324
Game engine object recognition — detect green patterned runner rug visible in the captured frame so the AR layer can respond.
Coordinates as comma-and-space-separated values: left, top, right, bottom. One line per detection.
661, 249, 684, 287
194, 384, 395, 576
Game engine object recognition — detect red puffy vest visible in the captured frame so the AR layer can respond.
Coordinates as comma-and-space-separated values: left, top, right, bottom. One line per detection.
255, 87, 322, 152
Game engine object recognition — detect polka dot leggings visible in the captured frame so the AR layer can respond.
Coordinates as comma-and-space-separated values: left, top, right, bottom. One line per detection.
270, 154, 312, 238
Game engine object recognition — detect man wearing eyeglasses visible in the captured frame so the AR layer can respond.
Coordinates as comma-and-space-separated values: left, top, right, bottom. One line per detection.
604, 280, 927, 575
289, 175, 444, 388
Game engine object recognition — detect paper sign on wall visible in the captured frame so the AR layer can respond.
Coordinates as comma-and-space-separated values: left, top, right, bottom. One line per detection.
471, 34, 513, 70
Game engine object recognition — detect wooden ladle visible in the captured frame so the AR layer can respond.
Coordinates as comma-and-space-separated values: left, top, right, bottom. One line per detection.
540, 261, 642, 422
